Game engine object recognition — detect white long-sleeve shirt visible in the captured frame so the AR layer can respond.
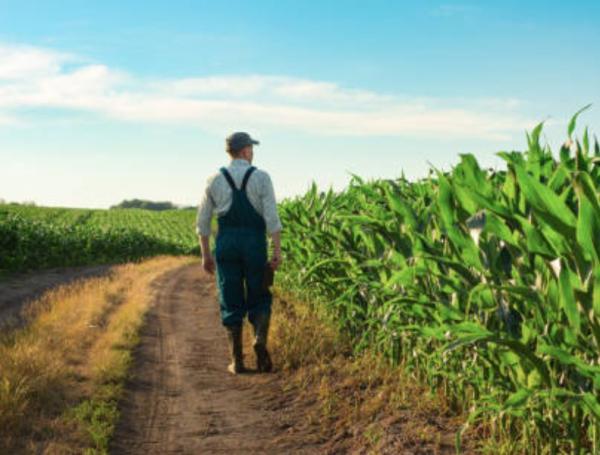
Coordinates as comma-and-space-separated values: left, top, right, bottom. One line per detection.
196, 159, 282, 236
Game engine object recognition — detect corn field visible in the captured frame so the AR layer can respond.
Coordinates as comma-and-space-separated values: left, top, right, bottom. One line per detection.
0, 206, 198, 272
278, 110, 600, 453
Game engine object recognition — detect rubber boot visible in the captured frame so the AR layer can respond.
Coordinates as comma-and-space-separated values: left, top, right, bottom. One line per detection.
252, 312, 273, 373
225, 324, 245, 374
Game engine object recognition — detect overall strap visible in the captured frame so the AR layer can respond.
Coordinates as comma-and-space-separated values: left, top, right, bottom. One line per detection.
220, 167, 237, 190
241, 166, 257, 192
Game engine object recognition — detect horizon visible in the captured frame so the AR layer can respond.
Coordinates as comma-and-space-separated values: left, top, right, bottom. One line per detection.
1, 1, 599, 209
0, 123, 592, 210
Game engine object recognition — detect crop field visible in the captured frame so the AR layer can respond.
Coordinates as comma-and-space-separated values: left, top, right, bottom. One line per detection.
0, 205, 198, 272
278, 113, 600, 452
1, 113, 599, 453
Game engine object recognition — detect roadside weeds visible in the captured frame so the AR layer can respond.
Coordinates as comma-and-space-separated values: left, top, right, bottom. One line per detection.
269, 288, 468, 454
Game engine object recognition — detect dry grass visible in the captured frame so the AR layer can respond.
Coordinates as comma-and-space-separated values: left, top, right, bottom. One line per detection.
269, 288, 467, 454
0, 255, 191, 454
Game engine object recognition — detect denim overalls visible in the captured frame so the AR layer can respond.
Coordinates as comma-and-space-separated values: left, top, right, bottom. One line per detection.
214, 166, 272, 326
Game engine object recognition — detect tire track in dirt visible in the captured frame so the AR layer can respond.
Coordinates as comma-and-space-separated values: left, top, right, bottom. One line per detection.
112, 262, 323, 454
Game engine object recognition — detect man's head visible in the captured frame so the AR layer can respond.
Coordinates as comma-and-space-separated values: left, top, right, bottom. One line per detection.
226, 132, 259, 163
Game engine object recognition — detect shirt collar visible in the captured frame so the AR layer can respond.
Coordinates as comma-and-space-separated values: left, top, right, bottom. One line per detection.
230, 158, 251, 167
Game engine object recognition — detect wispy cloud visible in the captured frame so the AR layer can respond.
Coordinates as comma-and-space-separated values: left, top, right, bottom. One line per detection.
0, 113, 18, 126
0, 44, 70, 79
0, 43, 530, 139
431, 4, 480, 18
160, 75, 393, 107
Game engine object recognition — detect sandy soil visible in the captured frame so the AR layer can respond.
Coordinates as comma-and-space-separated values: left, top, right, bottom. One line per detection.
111, 263, 325, 454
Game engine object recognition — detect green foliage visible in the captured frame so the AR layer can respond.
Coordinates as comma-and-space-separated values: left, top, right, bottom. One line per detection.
72, 398, 119, 454
278, 112, 600, 453
0, 206, 198, 273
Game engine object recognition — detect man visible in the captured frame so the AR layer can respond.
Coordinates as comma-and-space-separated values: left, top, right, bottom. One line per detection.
196, 132, 282, 374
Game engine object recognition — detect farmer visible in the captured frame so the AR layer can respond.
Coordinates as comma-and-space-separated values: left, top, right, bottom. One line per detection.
196, 132, 282, 374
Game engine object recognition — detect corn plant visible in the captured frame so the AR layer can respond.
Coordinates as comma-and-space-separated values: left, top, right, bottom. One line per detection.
278, 109, 600, 453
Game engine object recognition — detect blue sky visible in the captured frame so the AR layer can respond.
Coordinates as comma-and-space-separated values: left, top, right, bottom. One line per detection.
1, 0, 599, 208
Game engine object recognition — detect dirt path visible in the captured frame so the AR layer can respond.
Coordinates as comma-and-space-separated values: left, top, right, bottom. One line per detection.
112, 262, 323, 454
0, 265, 112, 329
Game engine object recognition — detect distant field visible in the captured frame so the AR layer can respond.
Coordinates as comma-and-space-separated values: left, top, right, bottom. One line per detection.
0, 205, 198, 273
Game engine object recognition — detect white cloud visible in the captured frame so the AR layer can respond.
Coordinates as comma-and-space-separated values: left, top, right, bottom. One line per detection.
0, 44, 71, 79
432, 4, 479, 18
0, 113, 18, 126
0, 42, 530, 139
158, 75, 392, 107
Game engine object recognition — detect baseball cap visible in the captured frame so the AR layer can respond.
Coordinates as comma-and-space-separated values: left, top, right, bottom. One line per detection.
226, 132, 260, 152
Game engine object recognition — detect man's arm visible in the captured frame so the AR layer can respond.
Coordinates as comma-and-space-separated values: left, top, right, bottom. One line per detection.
199, 235, 215, 274
261, 172, 283, 270
196, 177, 216, 274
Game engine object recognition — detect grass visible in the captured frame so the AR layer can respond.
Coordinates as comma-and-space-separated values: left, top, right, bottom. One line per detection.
269, 286, 466, 453
0, 255, 191, 454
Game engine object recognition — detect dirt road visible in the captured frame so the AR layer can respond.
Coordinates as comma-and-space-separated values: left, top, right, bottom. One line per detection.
112, 262, 323, 454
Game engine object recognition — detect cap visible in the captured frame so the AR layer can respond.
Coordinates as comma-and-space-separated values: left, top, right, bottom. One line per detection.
226, 132, 260, 152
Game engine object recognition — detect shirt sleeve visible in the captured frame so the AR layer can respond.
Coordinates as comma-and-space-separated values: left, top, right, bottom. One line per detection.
196, 177, 215, 236
261, 172, 282, 234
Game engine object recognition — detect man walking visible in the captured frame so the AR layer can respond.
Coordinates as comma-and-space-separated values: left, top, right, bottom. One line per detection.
196, 132, 282, 374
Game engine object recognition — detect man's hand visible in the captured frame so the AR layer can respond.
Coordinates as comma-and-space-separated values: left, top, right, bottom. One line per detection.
269, 231, 282, 271
270, 249, 282, 271
202, 254, 216, 275
199, 235, 215, 274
